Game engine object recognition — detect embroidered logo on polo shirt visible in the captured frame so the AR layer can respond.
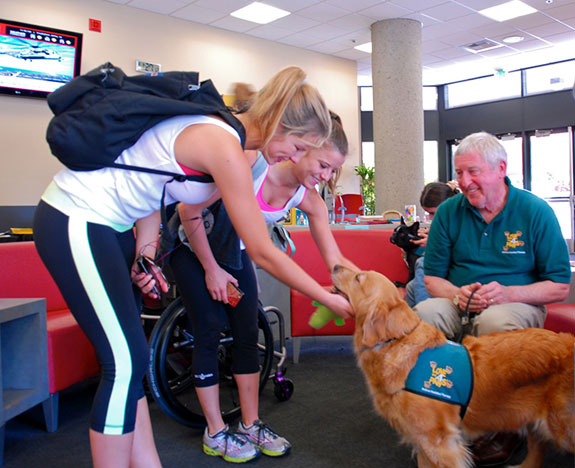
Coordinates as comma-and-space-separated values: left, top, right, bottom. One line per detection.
503, 231, 525, 252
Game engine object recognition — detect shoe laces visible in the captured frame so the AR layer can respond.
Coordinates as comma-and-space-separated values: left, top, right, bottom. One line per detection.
214, 426, 249, 451
246, 420, 279, 443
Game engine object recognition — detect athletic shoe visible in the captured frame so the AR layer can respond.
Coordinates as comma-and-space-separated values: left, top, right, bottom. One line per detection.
238, 420, 291, 457
202, 425, 261, 463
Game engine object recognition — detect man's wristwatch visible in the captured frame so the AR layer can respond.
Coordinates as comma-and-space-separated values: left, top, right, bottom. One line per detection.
453, 293, 460, 307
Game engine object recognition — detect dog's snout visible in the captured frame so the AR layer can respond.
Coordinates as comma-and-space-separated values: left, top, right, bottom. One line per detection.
333, 264, 341, 273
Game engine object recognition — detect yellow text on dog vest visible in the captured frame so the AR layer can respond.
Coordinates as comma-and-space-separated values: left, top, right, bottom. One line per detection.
404, 341, 473, 408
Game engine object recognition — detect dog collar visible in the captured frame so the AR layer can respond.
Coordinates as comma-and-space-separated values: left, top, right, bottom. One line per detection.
363, 337, 397, 353
359, 321, 421, 354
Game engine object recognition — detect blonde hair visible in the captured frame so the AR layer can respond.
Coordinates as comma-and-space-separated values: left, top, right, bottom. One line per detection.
325, 112, 348, 193
247, 67, 331, 149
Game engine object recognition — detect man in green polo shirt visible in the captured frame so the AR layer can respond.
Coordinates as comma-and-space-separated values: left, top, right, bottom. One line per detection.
416, 131, 570, 336
414, 131, 571, 465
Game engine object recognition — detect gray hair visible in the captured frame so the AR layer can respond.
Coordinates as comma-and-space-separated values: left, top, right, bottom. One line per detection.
454, 131, 507, 168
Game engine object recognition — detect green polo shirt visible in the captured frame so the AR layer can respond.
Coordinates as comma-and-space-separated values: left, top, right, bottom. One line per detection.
424, 178, 571, 287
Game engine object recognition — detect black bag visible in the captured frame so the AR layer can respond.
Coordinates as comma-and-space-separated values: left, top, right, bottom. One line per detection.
46, 62, 245, 181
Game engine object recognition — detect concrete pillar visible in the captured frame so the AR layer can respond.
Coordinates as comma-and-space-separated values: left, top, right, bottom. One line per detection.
371, 19, 424, 219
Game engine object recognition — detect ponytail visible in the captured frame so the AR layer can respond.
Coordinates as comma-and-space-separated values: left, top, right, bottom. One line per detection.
247, 67, 331, 149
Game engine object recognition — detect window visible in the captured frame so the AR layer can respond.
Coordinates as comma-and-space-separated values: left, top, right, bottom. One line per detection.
445, 71, 521, 108
499, 135, 524, 188
530, 130, 571, 199
363, 141, 438, 186
524, 60, 575, 96
359, 85, 438, 111
423, 86, 437, 110
361, 141, 374, 167
529, 129, 573, 244
359, 86, 373, 111
424, 141, 438, 183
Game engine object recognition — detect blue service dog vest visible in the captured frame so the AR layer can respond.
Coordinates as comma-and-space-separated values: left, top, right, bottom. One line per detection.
404, 341, 473, 417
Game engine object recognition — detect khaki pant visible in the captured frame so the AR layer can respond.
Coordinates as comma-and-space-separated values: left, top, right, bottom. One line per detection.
413, 298, 546, 341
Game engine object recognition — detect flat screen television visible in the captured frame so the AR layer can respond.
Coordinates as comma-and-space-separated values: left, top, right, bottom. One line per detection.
0, 19, 82, 98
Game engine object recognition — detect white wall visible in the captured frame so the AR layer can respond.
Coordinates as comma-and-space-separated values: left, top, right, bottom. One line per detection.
0, 0, 360, 206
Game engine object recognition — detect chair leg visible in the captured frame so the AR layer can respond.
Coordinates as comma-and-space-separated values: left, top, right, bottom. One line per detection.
292, 337, 301, 364
42, 392, 59, 432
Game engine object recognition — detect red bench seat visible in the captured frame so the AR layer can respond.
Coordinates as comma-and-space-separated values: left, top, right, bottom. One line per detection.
0, 241, 99, 431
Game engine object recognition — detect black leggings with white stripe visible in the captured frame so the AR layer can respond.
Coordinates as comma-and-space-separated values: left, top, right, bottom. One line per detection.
34, 201, 147, 435
169, 243, 260, 388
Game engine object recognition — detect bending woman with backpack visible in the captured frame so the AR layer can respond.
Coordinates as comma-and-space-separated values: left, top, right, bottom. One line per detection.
172, 112, 358, 463
33, 66, 353, 468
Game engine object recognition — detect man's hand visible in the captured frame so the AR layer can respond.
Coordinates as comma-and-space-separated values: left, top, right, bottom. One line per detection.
454, 283, 484, 313
474, 281, 506, 308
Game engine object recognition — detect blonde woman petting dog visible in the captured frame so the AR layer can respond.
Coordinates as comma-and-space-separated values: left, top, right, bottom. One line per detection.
34, 66, 352, 468
170, 112, 357, 463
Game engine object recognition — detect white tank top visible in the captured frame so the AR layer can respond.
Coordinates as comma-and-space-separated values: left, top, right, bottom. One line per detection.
45, 115, 240, 227
252, 155, 307, 224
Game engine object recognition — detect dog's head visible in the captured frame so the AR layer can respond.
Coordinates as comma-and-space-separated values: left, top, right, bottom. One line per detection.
390, 218, 421, 252
332, 266, 420, 348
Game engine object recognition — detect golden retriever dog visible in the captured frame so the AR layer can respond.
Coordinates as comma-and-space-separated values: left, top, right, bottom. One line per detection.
331, 266, 574, 468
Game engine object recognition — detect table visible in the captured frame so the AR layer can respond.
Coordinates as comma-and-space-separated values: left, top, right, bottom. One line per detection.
0, 298, 49, 466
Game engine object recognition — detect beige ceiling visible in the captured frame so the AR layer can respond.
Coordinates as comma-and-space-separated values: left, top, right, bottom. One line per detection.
105, 0, 575, 85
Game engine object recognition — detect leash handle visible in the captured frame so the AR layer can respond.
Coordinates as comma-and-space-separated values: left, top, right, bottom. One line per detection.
456, 289, 477, 343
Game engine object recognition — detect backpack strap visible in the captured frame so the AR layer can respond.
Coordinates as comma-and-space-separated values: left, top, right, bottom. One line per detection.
251, 151, 269, 180
110, 163, 214, 182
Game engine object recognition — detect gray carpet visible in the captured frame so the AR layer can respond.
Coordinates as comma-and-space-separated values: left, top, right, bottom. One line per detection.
3, 336, 573, 467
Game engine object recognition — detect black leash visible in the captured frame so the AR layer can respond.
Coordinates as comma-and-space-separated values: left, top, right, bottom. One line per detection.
455, 289, 477, 343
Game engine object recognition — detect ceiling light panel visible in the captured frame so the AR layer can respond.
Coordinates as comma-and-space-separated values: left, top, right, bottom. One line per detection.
354, 42, 372, 53
230, 2, 290, 24
478, 1, 537, 22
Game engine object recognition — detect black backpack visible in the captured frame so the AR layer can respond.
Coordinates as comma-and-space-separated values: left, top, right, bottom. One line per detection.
46, 62, 246, 182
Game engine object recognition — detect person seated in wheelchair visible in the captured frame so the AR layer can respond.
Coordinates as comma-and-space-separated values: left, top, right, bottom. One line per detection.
170, 112, 358, 463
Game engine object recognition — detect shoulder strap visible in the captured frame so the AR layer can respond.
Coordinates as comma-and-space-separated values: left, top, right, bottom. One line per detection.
110, 163, 213, 182
251, 151, 269, 180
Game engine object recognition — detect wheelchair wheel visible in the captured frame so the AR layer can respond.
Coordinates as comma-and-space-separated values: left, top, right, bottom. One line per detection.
146, 297, 274, 428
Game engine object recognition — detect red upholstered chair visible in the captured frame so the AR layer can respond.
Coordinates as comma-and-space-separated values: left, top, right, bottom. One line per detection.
544, 303, 575, 334
0, 242, 99, 431
334, 193, 364, 222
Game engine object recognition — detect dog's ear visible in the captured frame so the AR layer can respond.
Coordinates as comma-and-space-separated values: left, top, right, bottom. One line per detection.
386, 300, 420, 339
361, 302, 390, 347
361, 295, 420, 347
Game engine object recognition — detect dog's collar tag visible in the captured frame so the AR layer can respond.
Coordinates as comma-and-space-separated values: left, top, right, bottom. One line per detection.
404, 341, 473, 409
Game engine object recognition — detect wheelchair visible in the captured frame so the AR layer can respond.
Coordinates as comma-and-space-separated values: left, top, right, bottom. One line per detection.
145, 295, 293, 428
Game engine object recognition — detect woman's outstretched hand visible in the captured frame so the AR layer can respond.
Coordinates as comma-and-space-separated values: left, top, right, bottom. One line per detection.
322, 291, 354, 320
